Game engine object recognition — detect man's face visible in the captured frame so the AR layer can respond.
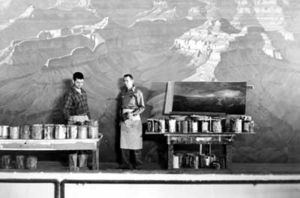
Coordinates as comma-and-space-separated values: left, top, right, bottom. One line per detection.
123, 76, 134, 89
74, 79, 84, 89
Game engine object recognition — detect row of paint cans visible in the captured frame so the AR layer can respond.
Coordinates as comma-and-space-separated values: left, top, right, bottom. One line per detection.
0, 124, 99, 140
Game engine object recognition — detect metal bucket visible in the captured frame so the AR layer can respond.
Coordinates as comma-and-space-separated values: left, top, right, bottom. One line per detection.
44, 124, 55, 139
192, 120, 198, 133
0, 125, 9, 139
212, 119, 222, 133
153, 119, 159, 132
21, 125, 30, 139
182, 120, 188, 134
173, 155, 180, 169
243, 121, 250, 132
147, 119, 154, 132
1, 155, 11, 169
67, 125, 78, 139
55, 125, 66, 139
31, 124, 43, 139
16, 155, 25, 169
78, 125, 88, 139
158, 119, 165, 133
233, 119, 242, 133
26, 156, 38, 170
9, 126, 20, 139
201, 121, 209, 132
88, 125, 98, 139
168, 119, 176, 133
176, 120, 182, 133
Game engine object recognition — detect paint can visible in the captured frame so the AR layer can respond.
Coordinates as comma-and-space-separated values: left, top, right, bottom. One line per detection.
204, 155, 211, 167
249, 121, 255, 133
194, 155, 199, 169
154, 119, 159, 132
54, 124, 66, 139
31, 124, 43, 139
9, 126, 20, 139
168, 119, 176, 133
21, 125, 30, 139
158, 119, 165, 133
192, 120, 198, 133
1, 155, 11, 169
212, 119, 222, 133
0, 126, 9, 139
67, 125, 78, 139
147, 119, 154, 132
173, 155, 180, 169
233, 118, 242, 133
201, 121, 209, 133
186, 120, 192, 133
176, 120, 182, 133
182, 120, 188, 134
88, 125, 98, 138
26, 156, 38, 170
78, 125, 88, 139
44, 124, 55, 139
16, 155, 25, 169
243, 121, 250, 132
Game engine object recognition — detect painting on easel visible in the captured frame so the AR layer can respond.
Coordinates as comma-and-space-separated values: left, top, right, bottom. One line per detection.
164, 81, 247, 115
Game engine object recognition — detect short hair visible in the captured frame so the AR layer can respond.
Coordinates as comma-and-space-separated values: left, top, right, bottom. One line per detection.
123, 74, 133, 79
73, 72, 84, 81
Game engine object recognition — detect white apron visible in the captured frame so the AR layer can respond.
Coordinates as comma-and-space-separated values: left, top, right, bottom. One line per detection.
120, 109, 142, 150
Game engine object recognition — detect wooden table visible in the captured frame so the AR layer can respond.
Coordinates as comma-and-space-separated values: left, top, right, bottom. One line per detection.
0, 137, 103, 170
146, 132, 254, 169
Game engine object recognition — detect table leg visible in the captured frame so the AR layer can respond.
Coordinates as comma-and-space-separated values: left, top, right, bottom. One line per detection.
225, 144, 233, 169
96, 145, 100, 170
92, 142, 100, 170
168, 143, 174, 169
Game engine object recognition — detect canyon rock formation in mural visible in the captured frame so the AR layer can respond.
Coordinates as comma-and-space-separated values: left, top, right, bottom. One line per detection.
0, 0, 300, 163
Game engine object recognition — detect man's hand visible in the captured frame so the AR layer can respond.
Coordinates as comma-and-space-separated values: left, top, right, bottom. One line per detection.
127, 112, 134, 120
122, 112, 135, 121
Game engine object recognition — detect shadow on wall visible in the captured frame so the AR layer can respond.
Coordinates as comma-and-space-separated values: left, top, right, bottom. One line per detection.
50, 78, 73, 124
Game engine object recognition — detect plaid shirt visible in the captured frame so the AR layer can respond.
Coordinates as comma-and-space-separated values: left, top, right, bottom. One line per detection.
63, 86, 90, 119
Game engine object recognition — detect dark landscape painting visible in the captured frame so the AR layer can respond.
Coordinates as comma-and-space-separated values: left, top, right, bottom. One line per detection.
171, 82, 246, 114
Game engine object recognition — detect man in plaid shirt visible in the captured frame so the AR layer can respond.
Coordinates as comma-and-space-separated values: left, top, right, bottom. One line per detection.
63, 72, 90, 124
63, 72, 90, 171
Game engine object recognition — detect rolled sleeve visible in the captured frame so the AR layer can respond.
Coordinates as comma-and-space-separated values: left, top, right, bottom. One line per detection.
132, 90, 145, 115
63, 93, 73, 120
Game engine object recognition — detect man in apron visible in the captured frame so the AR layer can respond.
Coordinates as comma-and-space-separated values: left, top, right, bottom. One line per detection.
63, 72, 90, 170
119, 74, 145, 169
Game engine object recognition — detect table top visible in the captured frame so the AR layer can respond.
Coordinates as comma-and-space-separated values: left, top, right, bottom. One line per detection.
0, 138, 102, 151
145, 132, 255, 137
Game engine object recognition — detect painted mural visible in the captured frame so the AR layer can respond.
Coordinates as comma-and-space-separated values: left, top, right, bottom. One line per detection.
0, 0, 300, 163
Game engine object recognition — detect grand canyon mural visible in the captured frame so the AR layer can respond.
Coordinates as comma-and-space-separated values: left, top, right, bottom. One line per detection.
0, 0, 300, 164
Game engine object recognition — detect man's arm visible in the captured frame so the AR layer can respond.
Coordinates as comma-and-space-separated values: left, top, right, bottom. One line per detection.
132, 89, 145, 116
63, 92, 73, 120
86, 108, 91, 119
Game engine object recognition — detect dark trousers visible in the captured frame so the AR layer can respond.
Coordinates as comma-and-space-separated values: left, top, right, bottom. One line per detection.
121, 149, 143, 169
